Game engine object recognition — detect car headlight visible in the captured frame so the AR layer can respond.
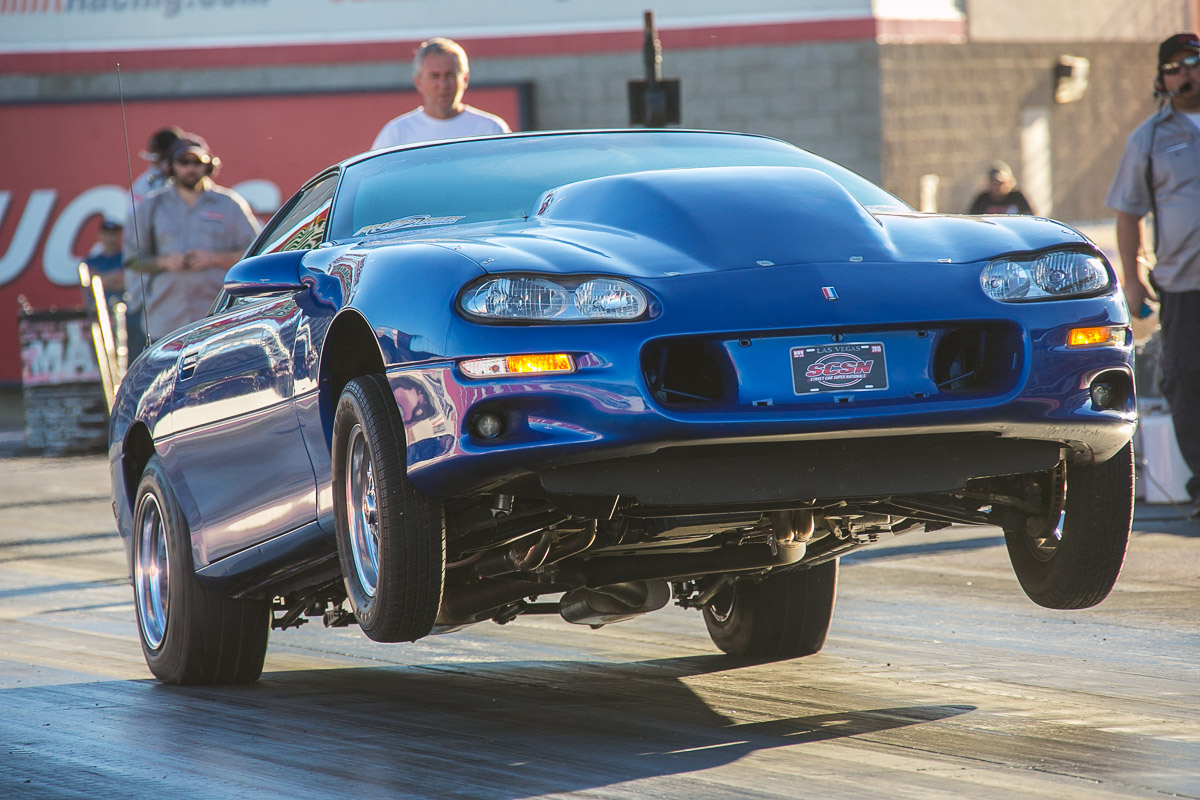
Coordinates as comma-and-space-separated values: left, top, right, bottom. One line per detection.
980, 251, 1110, 302
461, 275, 648, 321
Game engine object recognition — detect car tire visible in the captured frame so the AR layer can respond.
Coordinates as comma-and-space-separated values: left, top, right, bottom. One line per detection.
1004, 442, 1133, 610
132, 456, 271, 685
332, 374, 445, 643
703, 558, 838, 660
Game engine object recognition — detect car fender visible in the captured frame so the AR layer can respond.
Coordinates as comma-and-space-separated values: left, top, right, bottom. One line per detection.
347, 242, 487, 365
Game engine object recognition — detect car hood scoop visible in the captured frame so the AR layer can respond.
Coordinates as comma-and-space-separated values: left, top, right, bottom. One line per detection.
447, 166, 1090, 277
536, 166, 896, 269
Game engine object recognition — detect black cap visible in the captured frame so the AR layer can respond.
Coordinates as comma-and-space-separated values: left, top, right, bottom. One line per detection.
1159, 32, 1200, 67
141, 126, 184, 161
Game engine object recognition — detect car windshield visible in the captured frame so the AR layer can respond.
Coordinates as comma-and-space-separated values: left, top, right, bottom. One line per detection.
329, 131, 909, 241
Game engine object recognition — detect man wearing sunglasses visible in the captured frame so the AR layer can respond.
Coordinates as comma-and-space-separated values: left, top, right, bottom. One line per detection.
1108, 33, 1200, 519
124, 134, 260, 342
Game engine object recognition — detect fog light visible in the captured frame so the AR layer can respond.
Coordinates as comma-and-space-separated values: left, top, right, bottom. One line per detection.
1090, 382, 1114, 410
472, 412, 504, 439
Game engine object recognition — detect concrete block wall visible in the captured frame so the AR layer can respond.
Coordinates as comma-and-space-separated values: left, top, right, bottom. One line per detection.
478, 40, 884, 182
7, 35, 1157, 223
15, 37, 884, 184
880, 41, 1157, 220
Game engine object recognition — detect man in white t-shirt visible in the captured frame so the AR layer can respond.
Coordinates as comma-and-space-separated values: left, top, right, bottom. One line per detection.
371, 37, 511, 149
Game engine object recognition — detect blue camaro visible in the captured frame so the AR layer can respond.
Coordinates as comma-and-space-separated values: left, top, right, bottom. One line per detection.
109, 130, 1136, 684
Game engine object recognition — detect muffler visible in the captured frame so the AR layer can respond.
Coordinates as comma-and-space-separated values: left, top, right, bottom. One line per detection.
559, 579, 671, 626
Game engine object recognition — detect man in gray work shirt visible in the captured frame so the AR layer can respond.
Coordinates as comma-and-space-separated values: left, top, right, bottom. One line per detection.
124, 134, 260, 341
1107, 32, 1200, 517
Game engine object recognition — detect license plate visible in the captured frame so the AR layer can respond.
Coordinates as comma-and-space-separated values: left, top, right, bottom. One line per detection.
791, 342, 888, 394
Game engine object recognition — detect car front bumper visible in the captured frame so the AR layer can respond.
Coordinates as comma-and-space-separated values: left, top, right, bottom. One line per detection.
389, 262, 1136, 503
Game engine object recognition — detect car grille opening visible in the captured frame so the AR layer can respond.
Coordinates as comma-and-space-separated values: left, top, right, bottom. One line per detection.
933, 326, 1006, 393
642, 340, 728, 406
642, 324, 1020, 409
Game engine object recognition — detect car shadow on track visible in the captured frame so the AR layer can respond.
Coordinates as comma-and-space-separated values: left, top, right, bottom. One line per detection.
0, 656, 974, 798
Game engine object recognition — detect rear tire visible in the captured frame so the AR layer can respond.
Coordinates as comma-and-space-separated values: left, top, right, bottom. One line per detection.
704, 558, 838, 659
332, 374, 445, 643
1003, 442, 1133, 609
132, 456, 271, 685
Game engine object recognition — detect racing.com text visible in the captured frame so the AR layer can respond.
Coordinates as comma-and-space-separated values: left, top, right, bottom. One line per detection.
60, 0, 269, 19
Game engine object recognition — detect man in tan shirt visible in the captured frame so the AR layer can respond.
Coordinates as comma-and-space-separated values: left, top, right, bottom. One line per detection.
125, 134, 260, 342
1107, 33, 1200, 516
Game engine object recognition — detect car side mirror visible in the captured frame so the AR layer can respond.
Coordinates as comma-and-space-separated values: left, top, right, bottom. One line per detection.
224, 250, 307, 297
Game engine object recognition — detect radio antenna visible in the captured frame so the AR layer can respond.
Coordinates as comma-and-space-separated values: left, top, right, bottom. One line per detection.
116, 62, 152, 354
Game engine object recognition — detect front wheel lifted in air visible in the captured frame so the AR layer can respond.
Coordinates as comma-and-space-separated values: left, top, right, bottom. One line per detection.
331, 374, 446, 643
1003, 442, 1134, 610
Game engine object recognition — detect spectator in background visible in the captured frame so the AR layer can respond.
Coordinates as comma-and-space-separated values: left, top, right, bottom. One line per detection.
967, 161, 1035, 215
1107, 32, 1200, 519
124, 126, 182, 360
124, 134, 260, 341
85, 217, 145, 368
84, 218, 126, 307
371, 37, 510, 149
128, 125, 183, 216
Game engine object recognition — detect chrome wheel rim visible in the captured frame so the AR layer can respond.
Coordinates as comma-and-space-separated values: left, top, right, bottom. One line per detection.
1025, 464, 1068, 562
134, 493, 170, 650
1027, 509, 1066, 560
707, 584, 736, 624
345, 423, 380, 597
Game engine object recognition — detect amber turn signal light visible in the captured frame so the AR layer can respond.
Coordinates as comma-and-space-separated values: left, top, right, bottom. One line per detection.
460, 353, 574, 378
1067, 326, 1126, 348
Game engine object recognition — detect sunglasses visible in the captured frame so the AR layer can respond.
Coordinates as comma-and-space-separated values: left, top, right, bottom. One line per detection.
174, 156, 210, 167
1161, 54, 1200, 75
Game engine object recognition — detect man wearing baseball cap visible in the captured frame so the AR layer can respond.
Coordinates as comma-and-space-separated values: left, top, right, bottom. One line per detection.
1107, 32, 1200, 518
128, 125, 183, 216
124, 133, 260, 342
84, 218, 126, 307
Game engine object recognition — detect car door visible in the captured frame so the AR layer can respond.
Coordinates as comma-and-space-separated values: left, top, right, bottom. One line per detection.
153, 173, 342, 568
161, 293, 315, 566
248, 172, 341, 532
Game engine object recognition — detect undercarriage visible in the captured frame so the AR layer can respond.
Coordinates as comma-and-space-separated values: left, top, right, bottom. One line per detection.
271, 468, 1059, 635
127, 386, 1131, 686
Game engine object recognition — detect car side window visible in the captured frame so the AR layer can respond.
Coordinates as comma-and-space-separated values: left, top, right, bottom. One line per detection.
251, 172, 339, 257
224, 293, 279, 311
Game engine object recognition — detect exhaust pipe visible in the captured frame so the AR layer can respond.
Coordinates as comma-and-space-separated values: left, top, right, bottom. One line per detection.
439, 520, 805, 627
438, 577, 572, 627
558, 539, 806, 588
559, 580, 671, 626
